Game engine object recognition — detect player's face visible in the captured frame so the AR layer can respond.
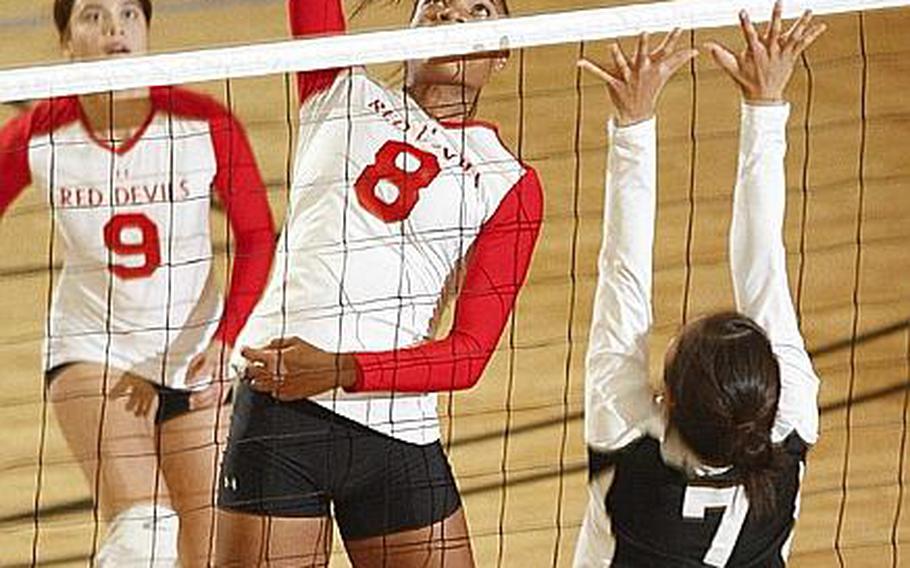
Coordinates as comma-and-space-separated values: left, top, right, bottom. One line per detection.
407, 0, 509, 92
63, 0, 149, 62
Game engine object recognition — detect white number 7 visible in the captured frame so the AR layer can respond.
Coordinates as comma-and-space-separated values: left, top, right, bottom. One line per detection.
682, 485, 750, 567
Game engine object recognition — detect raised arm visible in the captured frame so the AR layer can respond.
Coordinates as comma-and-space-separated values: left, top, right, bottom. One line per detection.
707, 2, 826, 445
578, 32, 696, 451
289, 0, 346, 106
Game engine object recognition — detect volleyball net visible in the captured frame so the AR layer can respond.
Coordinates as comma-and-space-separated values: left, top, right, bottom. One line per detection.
0, 0, 909, 566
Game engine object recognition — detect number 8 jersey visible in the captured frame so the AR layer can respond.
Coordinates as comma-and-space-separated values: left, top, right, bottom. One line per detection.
231, 62, 543, 444
0, 89, 275, 389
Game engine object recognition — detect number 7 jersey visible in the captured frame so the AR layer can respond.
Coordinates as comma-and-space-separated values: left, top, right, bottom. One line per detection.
231, 67, 542, 444
0, 89, 274, 389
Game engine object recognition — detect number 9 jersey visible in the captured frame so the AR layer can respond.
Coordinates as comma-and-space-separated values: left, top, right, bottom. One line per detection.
0, 89, 275, 389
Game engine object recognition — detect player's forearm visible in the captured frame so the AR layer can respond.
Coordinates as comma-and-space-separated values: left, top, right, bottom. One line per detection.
215, 228, 276, 345
0, 114, 34, 217
289, 0, 346, 106
589, 118, 656, 361
351, 171, 543, 393
730, 103, 801, 342
585, 118, 658, 449
288, 0, 346, 37
730, 102, 819, 445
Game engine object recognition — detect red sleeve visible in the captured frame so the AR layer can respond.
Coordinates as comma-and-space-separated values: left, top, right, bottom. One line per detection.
289, 0, 346, 106
153, 87, 276, 346
0, 111, 35, 217
350, 169, 544, 393
209, 112, 276, 346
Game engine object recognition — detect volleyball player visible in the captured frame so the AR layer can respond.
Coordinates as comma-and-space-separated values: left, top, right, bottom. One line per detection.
216, 0, 542, 565
0, 0, 274, 565
572, 4, 825, 566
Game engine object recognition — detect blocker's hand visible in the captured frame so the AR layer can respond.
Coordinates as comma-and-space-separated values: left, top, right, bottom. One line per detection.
578, 28, 698, 126
241, 337, 358, 401
705, 1, 827, 104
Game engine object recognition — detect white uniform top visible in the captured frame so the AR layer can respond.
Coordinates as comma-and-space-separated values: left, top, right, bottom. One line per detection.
231, 68, 532, 444
0, 90, 274, 389
573, 104, 820, 567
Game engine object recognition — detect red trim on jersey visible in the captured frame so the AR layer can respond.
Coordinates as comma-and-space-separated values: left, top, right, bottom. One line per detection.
439, 118, 501, 132
76, 101, 157, 155
289, 0, 346, 106
350, 168, 544, 393
151, 86, 276, 346
0, 98, 80, 217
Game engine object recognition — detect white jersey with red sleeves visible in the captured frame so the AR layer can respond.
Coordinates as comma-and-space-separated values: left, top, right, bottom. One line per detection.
231, 67, 538, 444
0, 89, 274, 389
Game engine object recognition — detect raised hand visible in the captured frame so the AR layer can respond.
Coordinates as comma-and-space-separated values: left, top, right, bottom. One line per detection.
705, 1, 827, 104
241, 336, 358, 401
578, 29, 698, 126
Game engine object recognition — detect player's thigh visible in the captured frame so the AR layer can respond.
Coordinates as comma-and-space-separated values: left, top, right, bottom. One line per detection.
158, 399, 229, 509
158, 400, 231, 566
48, 362, 168, 516
216, 508, 333, 567
334, 435, 470, 566
344, 507, 473, 568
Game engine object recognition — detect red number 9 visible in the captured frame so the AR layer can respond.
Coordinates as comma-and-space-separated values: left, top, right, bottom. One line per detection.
355, 141, 441, 223
103, 213, 161, 279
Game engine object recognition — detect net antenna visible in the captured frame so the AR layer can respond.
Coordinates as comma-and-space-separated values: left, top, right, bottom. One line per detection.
0, 0, 908, 102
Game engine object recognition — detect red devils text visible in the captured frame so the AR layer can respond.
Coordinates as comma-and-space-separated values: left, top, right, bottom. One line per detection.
55, 179, 193, 209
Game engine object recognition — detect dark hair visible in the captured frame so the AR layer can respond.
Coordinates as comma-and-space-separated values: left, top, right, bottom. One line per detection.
352, 0, 510, 21
54, 0, 153, 38
664, 312, 784, 517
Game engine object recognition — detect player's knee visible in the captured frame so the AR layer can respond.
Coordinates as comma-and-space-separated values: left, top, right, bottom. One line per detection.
96, 504, 179, 567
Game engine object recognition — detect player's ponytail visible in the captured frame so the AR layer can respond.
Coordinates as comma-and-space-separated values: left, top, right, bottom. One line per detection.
665, 312, 784, 517
730, 417, 786, 517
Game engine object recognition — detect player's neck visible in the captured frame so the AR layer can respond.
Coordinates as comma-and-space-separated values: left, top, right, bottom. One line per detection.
408, 83, 480, 123
79, 90, 153, 145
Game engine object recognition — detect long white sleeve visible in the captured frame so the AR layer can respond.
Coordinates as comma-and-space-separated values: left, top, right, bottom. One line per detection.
585, 118, 663, 452
730, 103, 820, 446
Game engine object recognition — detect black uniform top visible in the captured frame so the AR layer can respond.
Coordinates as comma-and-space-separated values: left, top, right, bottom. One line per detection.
591, 432, 808, 567
575, 107, 820, 568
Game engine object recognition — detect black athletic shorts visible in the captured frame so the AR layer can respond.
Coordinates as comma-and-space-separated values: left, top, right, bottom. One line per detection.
218, 383, 462, 540
46, 363, 197, 424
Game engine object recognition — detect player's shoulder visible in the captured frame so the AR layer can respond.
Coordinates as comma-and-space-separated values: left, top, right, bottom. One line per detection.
150, 86, 235, 123
781, 430, 811, 460
1, 97, 80, 142
588, 435, 658, 475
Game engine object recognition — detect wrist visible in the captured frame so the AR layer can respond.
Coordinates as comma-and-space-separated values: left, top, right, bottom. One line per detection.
615, 111, 655, 127
339, 354, 361, 391
743, 92, 785, 106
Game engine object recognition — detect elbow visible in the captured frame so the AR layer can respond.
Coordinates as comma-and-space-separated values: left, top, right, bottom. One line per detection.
446, 332, 496, 391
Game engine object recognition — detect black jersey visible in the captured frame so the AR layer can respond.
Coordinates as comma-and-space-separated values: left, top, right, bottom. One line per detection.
592, 432, 808, 568
574, 107, 819, 568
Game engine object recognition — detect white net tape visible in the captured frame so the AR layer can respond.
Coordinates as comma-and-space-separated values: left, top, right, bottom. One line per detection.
0, 0, 908, 102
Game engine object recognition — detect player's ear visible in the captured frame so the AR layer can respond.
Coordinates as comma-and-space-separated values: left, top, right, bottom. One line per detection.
61, 35, 74, 60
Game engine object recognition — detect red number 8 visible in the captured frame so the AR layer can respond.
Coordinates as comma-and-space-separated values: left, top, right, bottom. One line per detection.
355, 141, 441, 223
103, 213, 161, 279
